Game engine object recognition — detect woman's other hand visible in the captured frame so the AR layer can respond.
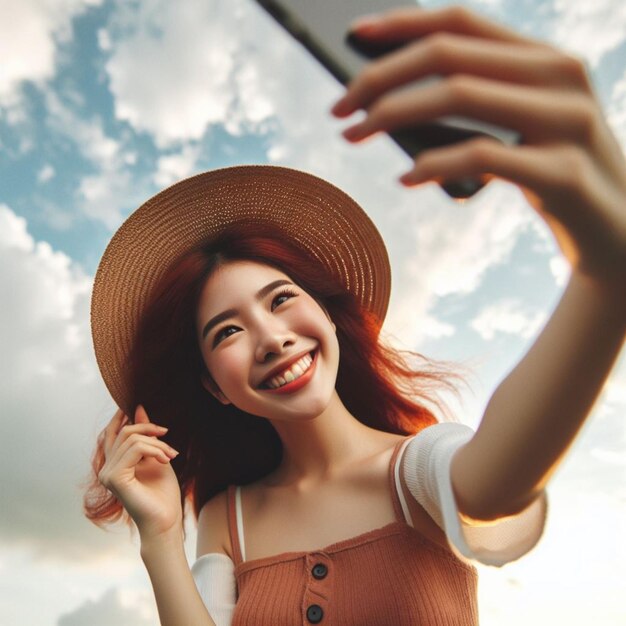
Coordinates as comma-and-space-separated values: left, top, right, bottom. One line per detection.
331, 6, 626, 292
98, 406, 182, 540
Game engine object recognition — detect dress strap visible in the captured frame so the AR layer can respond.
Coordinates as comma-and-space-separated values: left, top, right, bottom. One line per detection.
388, 436, 415, 526
226, 484, 245, 565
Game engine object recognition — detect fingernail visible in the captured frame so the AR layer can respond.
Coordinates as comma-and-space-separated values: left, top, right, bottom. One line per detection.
399, 171, 422, 186
157, 425, 169, 432
167, 447, 179, 457
342, 125, 366, 141
331, 98, 351, 117
349, 14, 383, 33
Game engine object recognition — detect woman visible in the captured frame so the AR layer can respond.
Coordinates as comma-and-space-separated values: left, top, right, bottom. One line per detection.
85, 6, 626, 626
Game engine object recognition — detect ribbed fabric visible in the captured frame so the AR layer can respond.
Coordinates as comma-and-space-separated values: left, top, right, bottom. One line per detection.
227, 437, 478, 626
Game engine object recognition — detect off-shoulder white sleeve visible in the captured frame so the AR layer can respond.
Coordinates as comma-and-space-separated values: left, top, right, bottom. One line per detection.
402, 422, 548, 567
190, 553, 237, 626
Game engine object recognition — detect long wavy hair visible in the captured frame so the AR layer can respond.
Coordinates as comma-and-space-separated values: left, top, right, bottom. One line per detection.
84, 221, 460, 528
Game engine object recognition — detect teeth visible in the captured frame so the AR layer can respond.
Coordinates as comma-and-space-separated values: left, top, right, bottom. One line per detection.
266, 353, 313, 389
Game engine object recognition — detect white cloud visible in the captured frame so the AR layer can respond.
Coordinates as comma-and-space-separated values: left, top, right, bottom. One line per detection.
470, 298, 547, 340
382, 181, 534, 347
551, 0, 626, 67
37, 163, 56, 183
104, 0, 275, 147
420, 315, 457, 339
601, 364, 626, 412
608, 71, 626, 151
471, 0, 505, 7
0, 204, 121, 558
153, 144, 201, 187
97, 27, 112, 52
0, 0, 102, 106
410, 183, 531, 299
57, 588, 156, 626
549, 254, 570, 287
590, 447, 626, 466
45, 91, 140, 228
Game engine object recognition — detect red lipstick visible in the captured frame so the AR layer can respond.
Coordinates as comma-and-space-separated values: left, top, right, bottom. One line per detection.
261, 350, 318, 395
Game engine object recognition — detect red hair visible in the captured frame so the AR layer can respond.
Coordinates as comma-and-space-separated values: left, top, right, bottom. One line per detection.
84, 222, 459, 528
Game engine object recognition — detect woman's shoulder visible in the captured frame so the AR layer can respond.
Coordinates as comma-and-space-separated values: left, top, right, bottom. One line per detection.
196, 488, 232, 560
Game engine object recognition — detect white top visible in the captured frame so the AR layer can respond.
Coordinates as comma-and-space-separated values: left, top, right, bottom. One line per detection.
191, 423, 548, 626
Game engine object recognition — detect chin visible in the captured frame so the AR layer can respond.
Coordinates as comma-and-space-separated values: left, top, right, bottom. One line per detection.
267, 394, 333, 423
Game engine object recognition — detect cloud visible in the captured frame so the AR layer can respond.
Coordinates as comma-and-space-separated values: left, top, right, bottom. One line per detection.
0, 204, 119, 559
153, 144, 201, 187
0, 0, 102, 107
45, 91, 141, 229
548, 255, 570, 287
104, 0, 276, 147
411, 183, 531, 298
608, 71, 626, 150
470, 298, 547, 340
383, 181, 534, 347
37, 163, 56, 183
551, 0, 626, 67
57, 588, 156, 626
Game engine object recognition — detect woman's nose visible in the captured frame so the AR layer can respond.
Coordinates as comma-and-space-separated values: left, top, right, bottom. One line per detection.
255, 323, 296, 363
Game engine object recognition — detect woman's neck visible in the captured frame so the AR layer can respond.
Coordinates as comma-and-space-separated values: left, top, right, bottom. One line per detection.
266, 391, 392, 490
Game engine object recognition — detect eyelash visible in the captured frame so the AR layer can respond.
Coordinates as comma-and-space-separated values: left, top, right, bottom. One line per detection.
212, 289, 299, 346
271, 288, 299, 310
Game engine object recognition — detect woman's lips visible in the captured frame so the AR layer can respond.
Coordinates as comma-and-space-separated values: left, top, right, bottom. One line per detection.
260, 350, 317, 395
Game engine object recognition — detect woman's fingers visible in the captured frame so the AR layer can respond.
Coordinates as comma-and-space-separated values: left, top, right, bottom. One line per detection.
98, 441, 175, 491
134, 404, 151, 424
399, 138, 589, 204
108, 431, 178, 465
102, 405, 169, 458
115, 440, 176, 468
350, 5, 537, 47
340, 75, 600, 147
102, 408, 127, 457
99, 434, 179, 488
332, 34, 590, 118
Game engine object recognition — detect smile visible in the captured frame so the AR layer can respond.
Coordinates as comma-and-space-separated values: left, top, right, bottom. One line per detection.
260, 350, 318, 394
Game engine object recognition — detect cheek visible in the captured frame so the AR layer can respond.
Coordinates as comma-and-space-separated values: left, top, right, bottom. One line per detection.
204, 347, 247, 391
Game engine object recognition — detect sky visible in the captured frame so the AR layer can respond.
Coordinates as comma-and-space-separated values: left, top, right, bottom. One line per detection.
0, 0, 624, 624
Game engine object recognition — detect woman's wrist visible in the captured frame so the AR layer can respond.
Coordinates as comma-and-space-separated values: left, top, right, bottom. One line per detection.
139, 523, 185, 560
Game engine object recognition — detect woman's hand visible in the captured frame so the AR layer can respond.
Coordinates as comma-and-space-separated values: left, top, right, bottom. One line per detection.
98, 406, 182, 540
331, 6, 626, 291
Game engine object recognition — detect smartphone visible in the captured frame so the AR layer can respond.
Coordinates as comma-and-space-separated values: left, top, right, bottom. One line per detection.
254, 0, 520, 198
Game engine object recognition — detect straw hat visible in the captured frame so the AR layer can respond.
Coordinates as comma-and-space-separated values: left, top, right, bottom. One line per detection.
91, 165, 391, 412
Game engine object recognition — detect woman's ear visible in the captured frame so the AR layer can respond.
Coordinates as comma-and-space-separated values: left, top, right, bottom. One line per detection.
201, 372, 231, 405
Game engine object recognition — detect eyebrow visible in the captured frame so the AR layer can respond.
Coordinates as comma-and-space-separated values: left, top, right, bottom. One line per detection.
201, 279, 294, 341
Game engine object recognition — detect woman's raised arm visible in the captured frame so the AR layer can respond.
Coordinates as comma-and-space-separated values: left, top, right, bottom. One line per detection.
99, 407, 218, 626
331, 5, 626, 521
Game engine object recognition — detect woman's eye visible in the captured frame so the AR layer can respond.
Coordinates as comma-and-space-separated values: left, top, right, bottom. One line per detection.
272, 289, 298, 310
213, 326, 238, 346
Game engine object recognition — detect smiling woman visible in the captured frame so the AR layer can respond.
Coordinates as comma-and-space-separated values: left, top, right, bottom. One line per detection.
82, 5, 626, 626
85, 210, 446, 527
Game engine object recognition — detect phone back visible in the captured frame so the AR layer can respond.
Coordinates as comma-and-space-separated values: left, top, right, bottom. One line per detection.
256, 0, 418, 83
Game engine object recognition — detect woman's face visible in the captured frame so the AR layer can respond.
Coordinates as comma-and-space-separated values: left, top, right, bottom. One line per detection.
196, 260, 339, 421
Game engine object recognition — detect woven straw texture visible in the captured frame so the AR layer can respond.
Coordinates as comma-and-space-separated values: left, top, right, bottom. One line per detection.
91, 165, 391, 412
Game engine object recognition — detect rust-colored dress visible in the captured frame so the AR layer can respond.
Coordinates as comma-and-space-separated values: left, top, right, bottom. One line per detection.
191, 424, 548, 626
227, 436, 478, 625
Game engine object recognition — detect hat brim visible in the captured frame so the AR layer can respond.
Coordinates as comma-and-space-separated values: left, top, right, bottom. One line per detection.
91, 165, 391, 412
